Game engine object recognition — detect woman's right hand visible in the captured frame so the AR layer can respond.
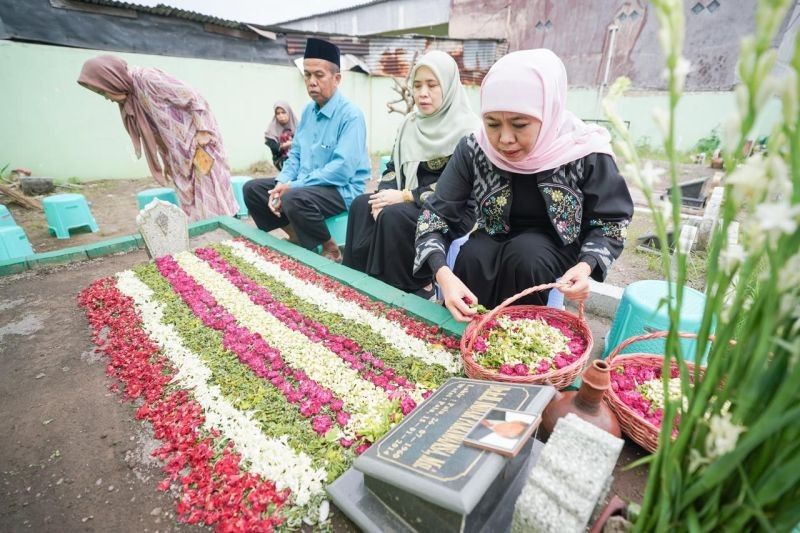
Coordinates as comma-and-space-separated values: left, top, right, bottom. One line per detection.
368, 189, 405, 210
436, 267, 478, 322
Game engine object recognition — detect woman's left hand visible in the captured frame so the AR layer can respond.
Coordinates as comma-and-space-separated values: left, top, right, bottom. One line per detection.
195, 131, 213, 146
557, 262, 593, 302
368, 189, 405, 209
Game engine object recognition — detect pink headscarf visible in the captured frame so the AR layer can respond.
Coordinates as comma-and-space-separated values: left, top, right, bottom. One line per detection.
78, 55, 164, 182
475, 49, 614, 174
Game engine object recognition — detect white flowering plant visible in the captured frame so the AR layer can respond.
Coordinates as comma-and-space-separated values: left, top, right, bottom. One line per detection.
603, 0, 800, 530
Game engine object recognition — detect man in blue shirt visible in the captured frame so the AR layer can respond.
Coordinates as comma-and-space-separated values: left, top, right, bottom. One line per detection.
244, 38, 370, 261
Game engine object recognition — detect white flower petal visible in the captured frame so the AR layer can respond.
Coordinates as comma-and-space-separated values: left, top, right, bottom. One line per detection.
115, 270, 327, 507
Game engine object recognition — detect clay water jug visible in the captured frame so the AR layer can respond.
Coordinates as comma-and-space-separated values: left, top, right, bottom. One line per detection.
540, 359, 621, 438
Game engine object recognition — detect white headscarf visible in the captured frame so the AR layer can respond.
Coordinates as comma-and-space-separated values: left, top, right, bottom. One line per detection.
392, 50, 479, 190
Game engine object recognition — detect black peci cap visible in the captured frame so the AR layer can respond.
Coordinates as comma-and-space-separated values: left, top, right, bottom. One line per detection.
303, 37, 341, 68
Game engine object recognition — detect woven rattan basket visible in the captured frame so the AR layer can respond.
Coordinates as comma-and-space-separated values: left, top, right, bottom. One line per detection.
604, 331, 707, 452
460, 283, 594, 390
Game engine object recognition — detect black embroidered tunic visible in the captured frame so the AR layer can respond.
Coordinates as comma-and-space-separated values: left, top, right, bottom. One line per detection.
414, 134, 633, 307
343, 156, 475, 293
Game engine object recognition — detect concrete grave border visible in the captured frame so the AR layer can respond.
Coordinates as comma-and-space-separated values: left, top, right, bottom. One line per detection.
1, 215, 625, 345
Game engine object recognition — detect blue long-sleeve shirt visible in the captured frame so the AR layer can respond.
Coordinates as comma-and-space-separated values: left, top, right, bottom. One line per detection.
276, 90, 370, 209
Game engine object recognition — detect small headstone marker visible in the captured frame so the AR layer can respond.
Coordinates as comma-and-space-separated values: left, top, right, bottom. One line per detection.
328, 377, 555, 533
511, 413, 624, 533
136, 199, 189, 259
676, 224, 698, 254
697, 186, 724, 249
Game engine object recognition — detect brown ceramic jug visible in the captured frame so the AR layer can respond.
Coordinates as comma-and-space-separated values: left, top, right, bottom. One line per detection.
540, 359, 621, 438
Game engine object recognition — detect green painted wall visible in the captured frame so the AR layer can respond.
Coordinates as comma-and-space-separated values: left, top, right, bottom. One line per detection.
566, 88, 781, 152
0, 42, 780, 181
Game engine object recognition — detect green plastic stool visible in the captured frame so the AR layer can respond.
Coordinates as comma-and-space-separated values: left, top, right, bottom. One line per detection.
0, 204, 16, 227
230, 176, 252, 217
137, 187, 180, 210
325, 211, 348, 245
0, 225, 34, 259
315, 212, 349, 253
43, 193, 99, 239
604, 280, 712, 364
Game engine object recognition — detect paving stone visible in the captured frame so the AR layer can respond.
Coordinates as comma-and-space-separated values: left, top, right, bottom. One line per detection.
440, 317, 467, 338
0, 258, 28, 276
26, 247, 89, 268
84, 236, 139, 259
187, 219, 220, 237
352, 276, 407, 306
318, 262, 368, 288
393, 293, 453, 326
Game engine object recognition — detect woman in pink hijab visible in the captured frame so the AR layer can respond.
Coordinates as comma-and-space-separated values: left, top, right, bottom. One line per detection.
78, 55, 238, 221
413, 49, 633, 322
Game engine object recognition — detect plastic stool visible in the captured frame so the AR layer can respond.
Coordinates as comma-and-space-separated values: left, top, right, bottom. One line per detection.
0, 204, 16, 227
604, 280, 712, 364
0, 225, 34, 259
43, 193, 99, 239
379, 155, 391, 175
325, 212, 348, 245
137, 187, 180, 210
230, 176, 252, 217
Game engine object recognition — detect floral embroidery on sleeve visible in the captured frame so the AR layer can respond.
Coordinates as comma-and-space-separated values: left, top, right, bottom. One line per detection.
480, 187, 511, 235
587, 218, 630, 241
416, 208, 450, 240
542, 185, 581, 243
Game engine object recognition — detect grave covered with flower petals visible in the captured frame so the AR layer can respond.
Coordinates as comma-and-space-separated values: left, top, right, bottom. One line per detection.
79, 238, 463, 529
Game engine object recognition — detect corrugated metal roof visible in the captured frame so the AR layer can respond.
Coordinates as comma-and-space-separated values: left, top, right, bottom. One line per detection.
70, 0, 508, 84
73, 0, 254, 28
274, 0, 390, 25
286, 33, 508, 84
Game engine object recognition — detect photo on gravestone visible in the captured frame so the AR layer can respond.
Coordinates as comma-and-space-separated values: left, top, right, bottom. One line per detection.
463, 408, 540, 458
329, 378, 555, 533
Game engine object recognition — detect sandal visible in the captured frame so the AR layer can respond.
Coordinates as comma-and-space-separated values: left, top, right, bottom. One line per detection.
321, 249, 343, 264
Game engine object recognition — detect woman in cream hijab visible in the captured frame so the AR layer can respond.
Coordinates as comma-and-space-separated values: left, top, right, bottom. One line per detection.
343, 50, 478, 298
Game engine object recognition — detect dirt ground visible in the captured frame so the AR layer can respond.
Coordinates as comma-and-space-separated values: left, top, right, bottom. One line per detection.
0, 241, 650, 532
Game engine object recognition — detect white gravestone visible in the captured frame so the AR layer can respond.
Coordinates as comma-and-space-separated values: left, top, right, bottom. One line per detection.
136, 199, 190, 259
697, 186, 725, 249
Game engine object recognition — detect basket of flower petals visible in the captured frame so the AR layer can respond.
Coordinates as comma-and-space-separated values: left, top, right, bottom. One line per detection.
605, 331, 707, 453
460, 283, 593, 389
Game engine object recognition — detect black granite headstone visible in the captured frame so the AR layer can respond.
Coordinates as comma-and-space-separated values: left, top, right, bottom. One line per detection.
328, 378, 555, 533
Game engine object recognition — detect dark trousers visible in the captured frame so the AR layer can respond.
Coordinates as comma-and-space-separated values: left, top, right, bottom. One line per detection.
243, 178, 346, 250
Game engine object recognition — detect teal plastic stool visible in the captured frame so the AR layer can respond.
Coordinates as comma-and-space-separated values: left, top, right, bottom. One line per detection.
315, 212, 349, 253
0, 205, 16, 227
0, 225, 34, 259
604, 280, 712, 364
230, 176, 252, 217
325, 212, 348, 245
379, 155, 391, 175
43, 193, 99, 239
137, 187, 180, 210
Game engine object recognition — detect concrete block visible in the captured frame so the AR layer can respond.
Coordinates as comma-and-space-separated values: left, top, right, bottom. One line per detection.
393, 293, 453, 326
512, 414, 624, 533
585, 280, 623, 319
0, 258, 28, 276
84, 236, 139, 258
26, 247, 89, 268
